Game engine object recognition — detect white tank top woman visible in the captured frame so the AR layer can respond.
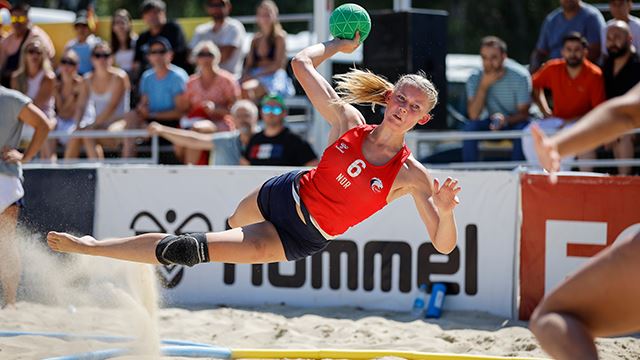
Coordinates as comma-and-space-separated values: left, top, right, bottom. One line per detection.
21, 70, 55, 139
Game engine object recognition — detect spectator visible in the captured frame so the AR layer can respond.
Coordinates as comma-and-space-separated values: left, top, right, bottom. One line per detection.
530, 0, 605, 73
524, 32, 606, 171
243, 93, 318, 166
0, 85, 54, 309
11, 37, 56, 160
123, 36, 187, 158
176, 40, 240, 164
110, 8, 138, 76
240, 0, 295, 101
133, 0, 189, 82
463, 36, 531, 162
190, 0, 246, 77
51, 49, 85, 158
147, 99, 259, 166
603, 0, 640, 56
602, 20, 640, 175
66, 42, 131, 160
64, 10, 100, 75
0, 2, 55, 87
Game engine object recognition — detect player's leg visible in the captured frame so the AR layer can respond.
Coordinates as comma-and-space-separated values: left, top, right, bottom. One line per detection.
530, 232, 640, 360
47, 219, 286, 265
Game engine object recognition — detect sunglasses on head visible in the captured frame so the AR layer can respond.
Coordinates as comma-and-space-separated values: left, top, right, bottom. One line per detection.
92, 52, 111, 58
11, 15, 27, 24
149, 49, 168, 55
262, 105, 283, 116
60, 58, 77, 66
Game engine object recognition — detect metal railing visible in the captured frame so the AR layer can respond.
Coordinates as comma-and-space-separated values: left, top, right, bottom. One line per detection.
27, 127, 640, 172
406, 128, 640, 170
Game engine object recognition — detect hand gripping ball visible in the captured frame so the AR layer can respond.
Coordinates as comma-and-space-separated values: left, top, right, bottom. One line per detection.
329, 3, 371, 43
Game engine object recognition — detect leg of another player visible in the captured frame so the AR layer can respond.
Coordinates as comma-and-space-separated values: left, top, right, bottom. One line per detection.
529, 232, 640, 360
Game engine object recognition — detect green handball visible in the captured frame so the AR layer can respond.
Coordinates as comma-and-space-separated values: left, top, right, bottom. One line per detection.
329, 3, 371, 44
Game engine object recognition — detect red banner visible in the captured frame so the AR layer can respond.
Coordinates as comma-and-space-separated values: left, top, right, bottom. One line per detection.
519, 174, 640, 320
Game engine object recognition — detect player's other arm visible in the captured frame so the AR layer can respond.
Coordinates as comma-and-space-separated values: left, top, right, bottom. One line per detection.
533, 82, 640, 171
406, 159, 460, 254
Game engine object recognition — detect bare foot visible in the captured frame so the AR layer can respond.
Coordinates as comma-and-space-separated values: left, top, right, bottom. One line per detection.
47, 231, 97, 254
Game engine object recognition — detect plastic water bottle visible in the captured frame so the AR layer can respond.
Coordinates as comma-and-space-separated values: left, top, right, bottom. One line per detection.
411, 284, 428, 317
425, 282, 447, 318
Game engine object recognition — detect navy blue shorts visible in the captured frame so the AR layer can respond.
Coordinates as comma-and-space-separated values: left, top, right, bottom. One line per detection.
257, 170, 329, 261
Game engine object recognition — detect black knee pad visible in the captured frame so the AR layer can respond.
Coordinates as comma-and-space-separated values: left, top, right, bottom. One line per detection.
155, 233, 210, 267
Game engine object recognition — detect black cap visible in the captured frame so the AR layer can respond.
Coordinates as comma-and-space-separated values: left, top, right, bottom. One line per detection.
148, 36, 172, 52
74, 10, 88, 25
141, 0, 166, 14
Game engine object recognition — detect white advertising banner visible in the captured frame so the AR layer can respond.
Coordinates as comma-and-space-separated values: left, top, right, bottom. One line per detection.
95, 166, 519, 318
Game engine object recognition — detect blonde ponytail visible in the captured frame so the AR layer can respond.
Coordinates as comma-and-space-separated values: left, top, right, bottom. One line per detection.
333, 68, 393, 111
333, 68, 438, 114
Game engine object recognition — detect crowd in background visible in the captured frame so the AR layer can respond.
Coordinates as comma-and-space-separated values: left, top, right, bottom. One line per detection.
462, 0, 639, 174
0, 0, 315, 167
0, 0, 638, 173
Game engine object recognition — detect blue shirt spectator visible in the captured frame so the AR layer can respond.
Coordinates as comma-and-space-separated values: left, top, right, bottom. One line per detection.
531, 0, 605, 73
64, 11, 100, 75
122, 36, 187, 159
466, 64, 531, 118
139, 64, 188, 113
463, 36, 531, 162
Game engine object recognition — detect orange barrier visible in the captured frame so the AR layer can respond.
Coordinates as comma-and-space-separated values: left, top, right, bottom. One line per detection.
519, 174, 640, 320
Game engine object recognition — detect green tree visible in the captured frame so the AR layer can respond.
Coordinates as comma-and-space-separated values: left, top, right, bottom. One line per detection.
93, 0, 610, 63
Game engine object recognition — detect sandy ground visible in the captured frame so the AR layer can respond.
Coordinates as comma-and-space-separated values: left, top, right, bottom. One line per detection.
1, 302, 639, 359
0, 235, 638, 359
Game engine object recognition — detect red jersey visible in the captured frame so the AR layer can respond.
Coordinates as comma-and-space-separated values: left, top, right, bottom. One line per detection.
299, 124, 411, 236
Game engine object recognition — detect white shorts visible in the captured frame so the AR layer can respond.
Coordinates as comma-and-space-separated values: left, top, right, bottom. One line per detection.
0, 174, 24, 214
55, 117, 77, 145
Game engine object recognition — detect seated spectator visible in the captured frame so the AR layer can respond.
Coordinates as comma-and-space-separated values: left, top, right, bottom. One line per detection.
603, 0, 640, 57
147, 99, 259, 166
133, 0, 189, 82
190, 0, 246, 78
242, 93, 318, 166
65, 42, 131, 160
530, 0, 604, 73
463, 36, 531, 162
110, 8, 138, 77
123, 37, 187, 158
523, 32, 605, 171
10, 37, 56, 160
176, 40, 240, 164
240, 0, 295, 101
0, 2, 55, 87
64, 10, 100, 75
602, 20, 640, 175
51, 49, 85, 158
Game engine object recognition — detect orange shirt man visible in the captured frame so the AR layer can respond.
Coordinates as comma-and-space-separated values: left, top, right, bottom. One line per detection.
525, 32, 605, 171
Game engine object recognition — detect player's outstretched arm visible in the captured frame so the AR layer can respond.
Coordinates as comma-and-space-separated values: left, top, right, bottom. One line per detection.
533, 82, 640, 174
407, 160, 460, 254
291, 35, 364, 135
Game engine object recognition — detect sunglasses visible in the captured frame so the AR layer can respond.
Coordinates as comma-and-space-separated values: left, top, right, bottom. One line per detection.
60, 58, 78, 66
262, 105, 283, 116
27, 48, 43, 55
148, 49, 168, 55
11, 15, 27, 24
196, 52, 214, 58
207, 2, 226, 8
92, 52, 111, 58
